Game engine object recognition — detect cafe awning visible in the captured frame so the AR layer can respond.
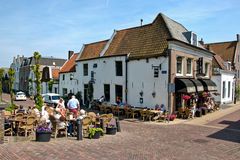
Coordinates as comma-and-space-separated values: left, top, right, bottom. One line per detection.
189, 79, 204, 92
198, 79, 217, 91
175, 79, 196, 93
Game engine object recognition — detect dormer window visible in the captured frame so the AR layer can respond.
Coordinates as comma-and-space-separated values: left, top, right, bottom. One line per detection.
186, 58, 192, 75
176, 56, 183, 75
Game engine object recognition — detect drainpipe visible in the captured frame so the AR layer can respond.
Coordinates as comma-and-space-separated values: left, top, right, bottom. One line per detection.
125, 56, 129, 104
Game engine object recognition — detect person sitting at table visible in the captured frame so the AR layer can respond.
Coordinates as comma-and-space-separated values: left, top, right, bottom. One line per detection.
160, 104, 166, 114
26, 106, 33, 114
32, 105, 40, 118
116, 96, 121, 105
190, 102, 197, 118
16, 105, 26, 114
41, 104, 50, 123
54, 108, 66, 128
78, 109, 87, 120
57, 98, 65, 109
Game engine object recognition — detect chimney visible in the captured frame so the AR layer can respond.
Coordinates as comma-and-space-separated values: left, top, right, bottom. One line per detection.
140, 19, 143, 26
68, 51, 74, 60
199, 38, 204, 45
237, 34, 240, 42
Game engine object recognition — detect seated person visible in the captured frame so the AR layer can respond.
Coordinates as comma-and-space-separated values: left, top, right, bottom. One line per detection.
78, 109, 87, 120
26, 106, 33, 114
160, 104, 166, 114
41, 104, 50, 123
16, 105, 26, 114
32, 105, 40, 118
54, 108, 66, 128
190, 102, 197, 118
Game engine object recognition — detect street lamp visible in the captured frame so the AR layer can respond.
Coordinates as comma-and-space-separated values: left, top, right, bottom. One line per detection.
70, 74, 78, 84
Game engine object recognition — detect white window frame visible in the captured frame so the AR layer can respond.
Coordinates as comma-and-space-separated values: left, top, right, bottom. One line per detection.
204, 63, 209, 77
186, 58, 192, 76
176, 56, 183, 76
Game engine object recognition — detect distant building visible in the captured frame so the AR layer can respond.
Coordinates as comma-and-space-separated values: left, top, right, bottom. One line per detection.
211, 55, 235, 104
19, 56, 66, 95
10, 55, 25, 91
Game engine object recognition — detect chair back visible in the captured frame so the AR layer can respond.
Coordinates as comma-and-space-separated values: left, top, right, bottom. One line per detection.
88, 112, 97, 122
140, 110, 148, 117
4, 110, 12, 118
82, 116, 92, 126
15, 113, 24, 121
26, 116, 36, 125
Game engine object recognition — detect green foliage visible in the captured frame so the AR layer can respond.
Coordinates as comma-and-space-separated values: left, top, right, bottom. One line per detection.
8, 68, 15, 106
88, 127, 103, 139
28, 78, 33, 96
236, 84, 240, 100
0, 68, 4, 102
48, 79, 54, 92
32, 52, 43, 110
5, 103, 17, 112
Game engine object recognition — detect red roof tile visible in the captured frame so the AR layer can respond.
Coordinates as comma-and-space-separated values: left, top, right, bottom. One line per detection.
60, 53, 78, 73
205, 41, 237, 63
52, 69, 60, 79
77, 40, 109, 61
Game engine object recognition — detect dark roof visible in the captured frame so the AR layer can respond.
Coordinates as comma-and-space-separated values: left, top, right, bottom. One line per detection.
205, 41, 237, 63
77, 40, 109, 61
60, 53, 79, 73
31, 57, 66, 66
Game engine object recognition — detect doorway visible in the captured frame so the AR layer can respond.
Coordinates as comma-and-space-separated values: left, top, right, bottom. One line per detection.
104, 84, 110, 102
115, 85, 123, 103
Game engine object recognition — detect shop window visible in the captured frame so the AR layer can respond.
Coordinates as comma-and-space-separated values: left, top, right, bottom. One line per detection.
83, 63, 88, 76
222, 81, 226, 98
176, 57, 183, 75
186, 58, 192, 75
62, 75, 65, 80
63, 88, 67, 95
116, 61, 123, 76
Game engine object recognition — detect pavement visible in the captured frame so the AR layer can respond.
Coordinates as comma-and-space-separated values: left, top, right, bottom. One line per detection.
2, 93, 35, 108
1, 94, 240, 160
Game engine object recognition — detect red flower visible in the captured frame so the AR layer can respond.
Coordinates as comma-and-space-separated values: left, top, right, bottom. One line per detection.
182, 95, 191, 101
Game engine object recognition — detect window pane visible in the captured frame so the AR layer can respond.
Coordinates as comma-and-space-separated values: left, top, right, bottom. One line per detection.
228, 81, 231, 98
187, 59, 192, 74
154, 68, 159, 77
205, 63, 209, 75
222, 81, 225, 98
83, 64, 88, 76
177, 57, 182, 74
116, 61, 123, 76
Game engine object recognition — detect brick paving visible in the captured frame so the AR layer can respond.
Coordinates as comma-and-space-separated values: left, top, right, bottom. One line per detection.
1, 119, 240, 160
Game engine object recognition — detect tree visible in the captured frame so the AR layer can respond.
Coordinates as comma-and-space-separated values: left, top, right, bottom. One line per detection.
8, 68, 15, 106
48, 79, 54, 92
31, 52, 43, 110
0, 68, 4, 102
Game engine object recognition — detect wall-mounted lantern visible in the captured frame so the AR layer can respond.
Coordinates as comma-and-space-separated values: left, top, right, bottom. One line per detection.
152, 91, 156, 98
139, 90, 143, 97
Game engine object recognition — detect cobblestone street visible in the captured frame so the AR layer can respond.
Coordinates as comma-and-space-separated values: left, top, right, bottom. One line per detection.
1, 111, 240, 160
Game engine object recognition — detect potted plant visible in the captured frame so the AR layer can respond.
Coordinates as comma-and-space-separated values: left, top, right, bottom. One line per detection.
36, 122, 52, 142
106, 124, 117, 135
89, 127, 104, 139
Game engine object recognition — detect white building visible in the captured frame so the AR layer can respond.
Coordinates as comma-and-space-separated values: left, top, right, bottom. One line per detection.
59, 52, 79, 96
10, 55, 25, 91
75, 13, 216, 112
212, 55, 235, 104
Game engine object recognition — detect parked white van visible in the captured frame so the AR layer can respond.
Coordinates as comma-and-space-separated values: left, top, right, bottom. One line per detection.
42, 93, 60, 106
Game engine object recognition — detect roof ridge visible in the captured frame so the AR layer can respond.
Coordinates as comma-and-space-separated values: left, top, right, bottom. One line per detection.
115, 23, 152, 32
206, 41, 237, 45
156, 13, 189, 32
84, 39, 109, 46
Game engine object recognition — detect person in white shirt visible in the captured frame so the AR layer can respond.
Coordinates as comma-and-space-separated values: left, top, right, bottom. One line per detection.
67, 95, 80, 118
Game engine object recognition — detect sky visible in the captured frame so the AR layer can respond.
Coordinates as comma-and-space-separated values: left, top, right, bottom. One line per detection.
0, 0, 239, 67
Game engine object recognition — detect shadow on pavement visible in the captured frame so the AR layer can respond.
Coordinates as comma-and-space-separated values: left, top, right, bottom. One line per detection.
207, 120, 240, 143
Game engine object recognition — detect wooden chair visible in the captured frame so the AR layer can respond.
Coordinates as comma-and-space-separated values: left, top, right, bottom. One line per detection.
82, 116, 92, 137
125, 108, 137, 119
88, 112, 97, 124
112, 106, 123, 117
177, 107, 186, 119
140, 110, 148, 121
4, 110, 12, 118
146, 110, 155, 121
18, 116, 36, 137
185, 108, 193, 119
52, 120, 68, 139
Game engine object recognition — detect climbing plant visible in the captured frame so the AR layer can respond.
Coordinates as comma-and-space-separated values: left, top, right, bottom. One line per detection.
48, 79, 54, 92
8, 68, 15, 108
31, 52, 43, 110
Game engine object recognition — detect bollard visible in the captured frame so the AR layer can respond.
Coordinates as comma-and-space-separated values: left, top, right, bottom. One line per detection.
76, 119, 83, 140
116, 118, 121, 132
100, 118, 104, 130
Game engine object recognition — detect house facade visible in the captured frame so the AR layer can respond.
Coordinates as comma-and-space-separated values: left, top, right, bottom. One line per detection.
59, 51, 79, 96
74, 13, 216, 112
211, 55, 235, 104
10, 55, 25, 92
